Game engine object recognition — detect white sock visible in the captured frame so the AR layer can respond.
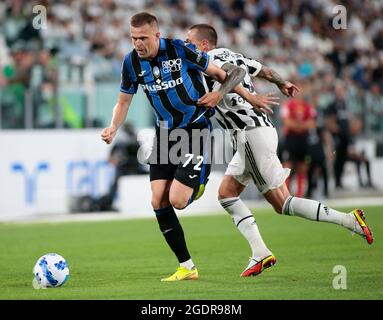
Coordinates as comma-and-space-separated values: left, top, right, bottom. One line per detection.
220, 197, 271, 260
180, 259, 195, 270
282, 196, 354, 230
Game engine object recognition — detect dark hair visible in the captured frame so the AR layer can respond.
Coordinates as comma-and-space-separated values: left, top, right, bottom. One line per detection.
189, 24, 218, 46
130, 12, 158, 28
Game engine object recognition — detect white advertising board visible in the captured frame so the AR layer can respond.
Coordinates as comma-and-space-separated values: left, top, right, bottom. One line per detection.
0, 130, 112, 219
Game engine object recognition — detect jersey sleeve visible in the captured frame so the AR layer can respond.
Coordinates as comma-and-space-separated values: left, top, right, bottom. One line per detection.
120, 56, 138, 94
182, 42, 209, 72
242, 57, 263, 77
210, 54, 228, 69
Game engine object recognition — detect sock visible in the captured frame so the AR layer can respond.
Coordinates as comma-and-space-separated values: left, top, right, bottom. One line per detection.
282, 196, 354, 230
154, 206, 191, 263
220, 197, 271, 260
180, 259, 195, 271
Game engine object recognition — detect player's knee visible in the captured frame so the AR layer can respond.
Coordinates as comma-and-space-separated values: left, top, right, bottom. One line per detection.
169, 198, 188, 210
218, 184, 240, 200
151, 199, 161, 210
151, 198, 170, 210
169, 193, 189, 210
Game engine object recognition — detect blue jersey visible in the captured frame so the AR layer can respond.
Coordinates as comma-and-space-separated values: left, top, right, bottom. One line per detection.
120, 38, 214, 129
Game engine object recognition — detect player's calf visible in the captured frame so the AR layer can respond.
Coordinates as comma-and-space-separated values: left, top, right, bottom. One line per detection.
218, 175, 245, 200
264, 184, 290, 214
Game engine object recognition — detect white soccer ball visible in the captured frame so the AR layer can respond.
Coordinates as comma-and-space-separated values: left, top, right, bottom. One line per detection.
32, 253, 70, 289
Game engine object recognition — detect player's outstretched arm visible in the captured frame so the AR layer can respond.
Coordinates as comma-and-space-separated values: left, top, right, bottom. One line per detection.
257, 65, 299, 97
197, 62, 245, 107
101, 92, 133, 144
235, 84, 280, 115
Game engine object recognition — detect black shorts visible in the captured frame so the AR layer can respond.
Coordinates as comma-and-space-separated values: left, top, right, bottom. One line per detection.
148, 122, 212, 201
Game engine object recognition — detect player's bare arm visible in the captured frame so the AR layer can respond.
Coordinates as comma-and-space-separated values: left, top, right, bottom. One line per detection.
257, 65, 299, 97
197, 61, 245, 107
101, 92, 133, 144
234, 84, 280, 115
221, 63, 280, 114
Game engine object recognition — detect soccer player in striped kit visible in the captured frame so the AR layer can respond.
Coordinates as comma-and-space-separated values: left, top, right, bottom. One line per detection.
101, 12, 263, 281
186, 24, 374, 278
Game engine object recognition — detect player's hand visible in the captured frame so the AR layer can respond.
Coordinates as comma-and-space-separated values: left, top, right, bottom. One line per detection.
279, 81, 299, 97
249, 92, 280, 115
101, 126, 117, 144
197, 92, 223, 108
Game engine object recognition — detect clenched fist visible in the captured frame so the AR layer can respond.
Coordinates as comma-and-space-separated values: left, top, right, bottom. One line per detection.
101, 126, 117, 144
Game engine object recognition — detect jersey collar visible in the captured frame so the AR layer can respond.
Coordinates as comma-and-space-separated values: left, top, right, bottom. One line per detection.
157, 38, 167, 56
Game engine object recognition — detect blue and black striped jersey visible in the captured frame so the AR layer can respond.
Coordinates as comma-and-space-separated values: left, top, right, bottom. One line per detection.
120, 38, 214, 129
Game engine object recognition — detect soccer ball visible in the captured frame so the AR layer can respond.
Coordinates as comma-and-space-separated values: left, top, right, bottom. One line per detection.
32, 253, 69, 289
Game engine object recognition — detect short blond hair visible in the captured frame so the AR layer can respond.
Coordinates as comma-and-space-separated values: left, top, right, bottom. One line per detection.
130, 12, 158, 29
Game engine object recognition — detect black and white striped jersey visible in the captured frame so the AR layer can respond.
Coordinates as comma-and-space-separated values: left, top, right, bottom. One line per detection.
206, 47, 274, 130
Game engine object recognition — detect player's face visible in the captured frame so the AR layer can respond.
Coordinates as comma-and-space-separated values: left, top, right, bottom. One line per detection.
186, 29, 205, 52
130, 23, 160, 59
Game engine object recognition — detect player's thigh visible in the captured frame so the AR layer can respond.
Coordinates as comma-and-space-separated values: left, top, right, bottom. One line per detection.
172, 159, 212, 208
220, 151, 249, 198
150, 162, 177, 209
150, 179, 173, 209
169, 179, 194, 209
172, 125, 212, 207
223, 149, 252, 195
243, 127, 290, 194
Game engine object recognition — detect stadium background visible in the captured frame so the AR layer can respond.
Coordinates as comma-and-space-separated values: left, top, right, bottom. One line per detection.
0, 0, 383, 299
1, 0, 383, 220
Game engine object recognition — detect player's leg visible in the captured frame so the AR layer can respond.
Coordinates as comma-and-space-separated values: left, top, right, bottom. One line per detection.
150, 161, 198, 281
157, 178, 203, 281
161, 124, 212, 281
169, 179, 194, 210
151, 179, 172, 210
170, 124, 212, 209
264, 183, 373, 244
170, 155, 211, 209
218, 154, 273, 265
246, 126, 374, 245
218, 174, 275, 277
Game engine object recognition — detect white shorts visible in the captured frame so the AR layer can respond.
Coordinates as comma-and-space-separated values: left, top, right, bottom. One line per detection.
225, 127, 290, 194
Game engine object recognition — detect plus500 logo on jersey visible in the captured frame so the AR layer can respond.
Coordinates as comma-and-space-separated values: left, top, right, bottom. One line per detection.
162, 58, 182, 73
142, 77, 183, 92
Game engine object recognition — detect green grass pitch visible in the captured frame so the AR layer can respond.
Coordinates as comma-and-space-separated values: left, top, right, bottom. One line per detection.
0, 205, 382, 300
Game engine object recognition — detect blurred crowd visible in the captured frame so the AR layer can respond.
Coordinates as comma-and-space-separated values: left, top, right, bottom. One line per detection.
0, 0, 381, 198
0, 0, 382, 131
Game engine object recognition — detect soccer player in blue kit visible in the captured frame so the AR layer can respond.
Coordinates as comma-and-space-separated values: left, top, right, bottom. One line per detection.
101, 12, 262, 281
